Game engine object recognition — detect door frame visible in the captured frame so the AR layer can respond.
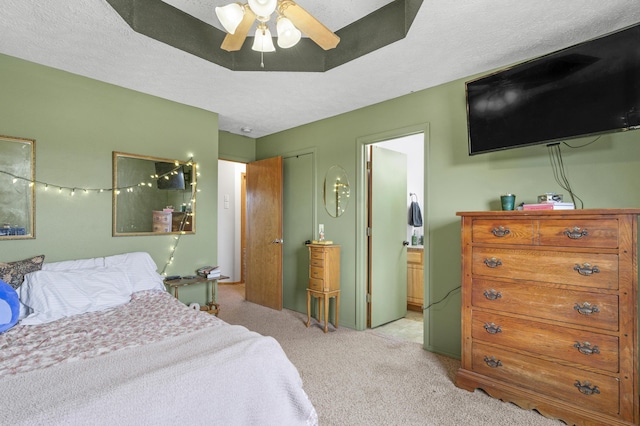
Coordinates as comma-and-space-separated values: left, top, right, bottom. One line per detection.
355, 123, 431, 335
281, 148, 317, 312
281, 147, 318, 240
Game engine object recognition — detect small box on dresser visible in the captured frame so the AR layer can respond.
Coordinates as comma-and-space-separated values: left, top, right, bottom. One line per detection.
456, 209, 640, 426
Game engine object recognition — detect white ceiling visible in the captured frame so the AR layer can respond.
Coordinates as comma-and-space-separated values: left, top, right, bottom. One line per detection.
1, 1, 639, 138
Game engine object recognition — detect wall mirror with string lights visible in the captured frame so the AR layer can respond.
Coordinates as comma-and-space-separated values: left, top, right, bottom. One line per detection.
112, 152, 196, 236
323, 165, 350, 218
0, 136, 35, 240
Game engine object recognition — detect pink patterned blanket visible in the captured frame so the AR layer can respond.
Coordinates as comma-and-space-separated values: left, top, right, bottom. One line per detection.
0, 290, 221, 376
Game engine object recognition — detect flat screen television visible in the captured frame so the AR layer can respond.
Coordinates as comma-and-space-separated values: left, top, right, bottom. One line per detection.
155, 162, 186, 190
466, 23, 640, 155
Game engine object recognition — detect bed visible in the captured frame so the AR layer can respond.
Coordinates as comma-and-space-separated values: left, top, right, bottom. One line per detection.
0, 252, 317, 425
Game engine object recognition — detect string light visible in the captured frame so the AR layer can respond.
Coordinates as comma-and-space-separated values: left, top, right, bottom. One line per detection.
160, 212, 192, 276
0, 156, 195, 195
1, 156, 199, 275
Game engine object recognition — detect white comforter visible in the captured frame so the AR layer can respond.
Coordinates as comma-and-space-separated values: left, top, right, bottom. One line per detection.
0, 292, 317, 425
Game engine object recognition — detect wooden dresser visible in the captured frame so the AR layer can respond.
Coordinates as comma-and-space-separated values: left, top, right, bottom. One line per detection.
456, 209, 640, 425
407, 247, 424, 311
306, 244, 340, 333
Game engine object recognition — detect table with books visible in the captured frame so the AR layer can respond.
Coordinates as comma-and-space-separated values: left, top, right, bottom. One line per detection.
164, 267, 228, 315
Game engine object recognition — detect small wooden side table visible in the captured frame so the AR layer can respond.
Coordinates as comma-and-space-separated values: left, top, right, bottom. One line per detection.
164, 275, 229, 315
306, 288, 340, 333
305, 243, 340, 333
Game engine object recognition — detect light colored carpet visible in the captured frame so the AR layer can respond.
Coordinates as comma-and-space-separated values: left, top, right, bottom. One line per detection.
217, 284, 563, 426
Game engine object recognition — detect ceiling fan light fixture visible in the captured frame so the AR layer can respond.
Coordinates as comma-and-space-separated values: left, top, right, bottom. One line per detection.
215, 3, 245, 34
247, 0, 277, 19
252, 24, 276, 52
276, 16, 301, 48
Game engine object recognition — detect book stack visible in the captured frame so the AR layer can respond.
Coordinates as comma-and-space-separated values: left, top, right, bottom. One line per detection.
311, 240, 333, 245
522, 202, 575, 210
196, 265, 221, 279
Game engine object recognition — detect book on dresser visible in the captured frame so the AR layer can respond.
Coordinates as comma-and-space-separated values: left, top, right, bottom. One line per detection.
522, 202, 575, 210
455, 209, 640, 426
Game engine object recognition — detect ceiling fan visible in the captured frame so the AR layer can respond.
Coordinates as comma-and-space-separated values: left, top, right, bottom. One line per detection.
215, 0, 340, 53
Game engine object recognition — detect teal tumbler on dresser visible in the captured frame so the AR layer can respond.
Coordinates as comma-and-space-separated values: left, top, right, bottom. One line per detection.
500, 194, 515, 210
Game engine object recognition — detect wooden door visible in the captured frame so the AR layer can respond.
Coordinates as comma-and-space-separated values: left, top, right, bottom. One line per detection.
245, 156, 283, 310
369, 145, 408, 327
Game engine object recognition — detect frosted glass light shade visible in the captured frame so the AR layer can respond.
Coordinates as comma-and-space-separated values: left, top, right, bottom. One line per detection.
247, 0, 277, 18
276, 17, 301, 48
215, 3, 245, 34
252, 26, 276, 52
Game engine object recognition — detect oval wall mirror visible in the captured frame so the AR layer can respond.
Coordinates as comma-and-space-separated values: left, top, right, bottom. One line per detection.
113, 152, 196, 236
0, 136, 35, 240
323, 165, 350, 217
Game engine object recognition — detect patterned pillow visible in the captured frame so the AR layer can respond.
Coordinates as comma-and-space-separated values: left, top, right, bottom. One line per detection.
0, 255, 45, 289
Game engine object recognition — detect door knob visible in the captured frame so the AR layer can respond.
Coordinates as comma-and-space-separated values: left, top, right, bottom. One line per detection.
403, 240, 409, 246
271, 239, 284, 244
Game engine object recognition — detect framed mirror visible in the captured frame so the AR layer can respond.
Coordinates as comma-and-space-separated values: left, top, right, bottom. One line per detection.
0, 136, 35, 240
113, 152, 196, 236
323, 165, 350, 217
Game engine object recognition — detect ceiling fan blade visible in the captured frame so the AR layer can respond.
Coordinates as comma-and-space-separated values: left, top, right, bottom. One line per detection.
221, 7, 256, 52
279, 1, 340, 50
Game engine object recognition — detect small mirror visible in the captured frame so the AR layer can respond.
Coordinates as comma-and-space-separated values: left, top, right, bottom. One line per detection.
323, 165, 350, 217
113, 152, 196, 236
0, 136, 35, 240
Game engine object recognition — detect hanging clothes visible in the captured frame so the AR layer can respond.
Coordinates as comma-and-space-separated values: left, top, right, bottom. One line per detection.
408, 193, 423, 227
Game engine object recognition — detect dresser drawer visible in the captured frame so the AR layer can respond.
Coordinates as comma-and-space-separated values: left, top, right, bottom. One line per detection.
472, 342, 621, 416
472, 247, 619, 290
472, 311, 619, 372
472, 220, 534, 245
310, 257, 324, 268
407, 249, 423, 265
310, 266, 324, 279
471, 279, 619, 331
309, 278, 324, 291
539, 219, 619, 248
310, 249, 325, 260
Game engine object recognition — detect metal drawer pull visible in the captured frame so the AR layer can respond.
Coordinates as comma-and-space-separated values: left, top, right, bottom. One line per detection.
574, 302, 599, 316
483, 289, 502, 300
483, 322, 502, 334
565, 227, 589, 239
483, 356, 502, 368
491, 226, 510, 237
574, 380, 600, 396
574, 341, 600, 356
574, 263, 599, 276
484, 257, 502, 268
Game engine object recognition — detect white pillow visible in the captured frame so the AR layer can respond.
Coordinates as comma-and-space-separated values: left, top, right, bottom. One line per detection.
42, 257, 105, 271
104, 252, 166, 293
19, 267, 132, 325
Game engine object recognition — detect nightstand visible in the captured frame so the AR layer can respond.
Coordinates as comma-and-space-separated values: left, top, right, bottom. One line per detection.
305, 243, 340, 333
164, 275, 228, 315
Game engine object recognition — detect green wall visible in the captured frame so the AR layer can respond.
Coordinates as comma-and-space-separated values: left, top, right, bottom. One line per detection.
256, 73, 640, 358
219, 131, 256, 163
0, 53, 219, 305
3, 51, 640, 358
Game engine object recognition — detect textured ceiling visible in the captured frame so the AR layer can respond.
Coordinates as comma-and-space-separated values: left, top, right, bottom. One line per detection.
1, 1, 640, 138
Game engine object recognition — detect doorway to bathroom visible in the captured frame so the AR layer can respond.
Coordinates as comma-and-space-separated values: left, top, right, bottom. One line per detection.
367, 132, 425, 343
356, 125, 428, 345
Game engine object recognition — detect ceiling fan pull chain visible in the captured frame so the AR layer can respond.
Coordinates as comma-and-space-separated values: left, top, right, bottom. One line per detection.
261, 50, 265, 68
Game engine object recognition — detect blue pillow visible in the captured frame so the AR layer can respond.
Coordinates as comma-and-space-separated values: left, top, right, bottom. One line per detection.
0, 279, 19, 333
